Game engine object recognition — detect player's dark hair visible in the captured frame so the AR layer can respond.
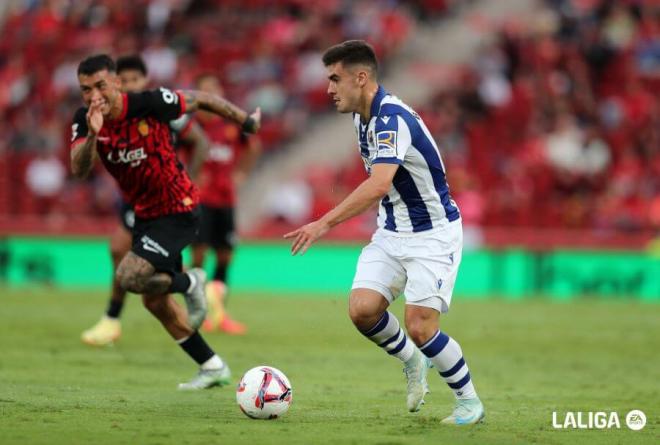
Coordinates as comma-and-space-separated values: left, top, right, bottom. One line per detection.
322, 40, 378, 74
116, 55, 148, 76
77, 54, 116, 76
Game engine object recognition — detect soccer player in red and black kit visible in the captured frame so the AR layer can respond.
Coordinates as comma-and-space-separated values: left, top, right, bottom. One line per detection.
81, 55, 210, 347
191, 73, 262, 335
71, 54, 261, 389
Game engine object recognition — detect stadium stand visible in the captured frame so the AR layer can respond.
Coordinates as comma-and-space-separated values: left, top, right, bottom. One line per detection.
0, 0, 420, 228
0, 0, 657, 243
268, 0, 659, 240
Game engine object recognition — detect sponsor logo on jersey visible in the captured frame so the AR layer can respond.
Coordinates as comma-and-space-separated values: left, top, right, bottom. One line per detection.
107, 147, 148, 167
138, 120, 149, 137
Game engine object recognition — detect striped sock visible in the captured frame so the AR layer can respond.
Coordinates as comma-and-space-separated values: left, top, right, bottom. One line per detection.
420, 331, 477, 400
360, 311, 415, 363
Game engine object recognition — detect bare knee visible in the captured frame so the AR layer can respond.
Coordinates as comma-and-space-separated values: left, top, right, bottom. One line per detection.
405, 306, 439, 346
349, 289, 389, 331
348, 297, 373, 327
116, 253, 154, 293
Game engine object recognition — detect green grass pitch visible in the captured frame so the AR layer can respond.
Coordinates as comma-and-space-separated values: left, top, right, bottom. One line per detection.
0, 287, 658, 445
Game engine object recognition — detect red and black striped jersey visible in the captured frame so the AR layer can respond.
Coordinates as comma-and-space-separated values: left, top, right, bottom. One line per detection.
71, 88, 199, 219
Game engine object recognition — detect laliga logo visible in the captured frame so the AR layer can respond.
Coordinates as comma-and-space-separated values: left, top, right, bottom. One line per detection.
552, 410, 646, 431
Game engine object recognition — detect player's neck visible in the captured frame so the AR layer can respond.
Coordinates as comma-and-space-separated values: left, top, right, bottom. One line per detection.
108, 94, 125, 120
357, 84, 379, 123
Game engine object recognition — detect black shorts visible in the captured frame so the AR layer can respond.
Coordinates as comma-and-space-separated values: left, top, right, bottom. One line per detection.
118, 201, 135, 231
132, 208, 200, 275
197, 205, 236, 250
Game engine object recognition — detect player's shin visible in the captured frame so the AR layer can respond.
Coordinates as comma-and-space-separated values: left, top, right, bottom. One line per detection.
176, 331, 222, 368
420, 331, 477, 400
360, 311, 415, 363
176, 331, 231, 390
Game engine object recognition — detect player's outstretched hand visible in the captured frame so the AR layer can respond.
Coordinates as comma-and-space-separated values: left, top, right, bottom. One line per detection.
283, 220, 330, 255
86, 99, 104, 135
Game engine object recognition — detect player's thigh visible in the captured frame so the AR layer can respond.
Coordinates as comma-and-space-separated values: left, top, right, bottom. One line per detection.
116, 251, 156, 287
132, 209, 200, 275
402, 223, 463, 314
352, 237, 406, 306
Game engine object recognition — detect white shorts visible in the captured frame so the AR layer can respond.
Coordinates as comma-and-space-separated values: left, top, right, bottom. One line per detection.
352, 220, 463, 313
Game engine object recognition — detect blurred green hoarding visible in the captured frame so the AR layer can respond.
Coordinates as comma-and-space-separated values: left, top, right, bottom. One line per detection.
0, 237, 658, 300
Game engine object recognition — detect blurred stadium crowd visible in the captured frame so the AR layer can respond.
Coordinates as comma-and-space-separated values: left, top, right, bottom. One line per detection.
282, 0, 660, 235
0, 0, 425, 221
0, 0, 658, 236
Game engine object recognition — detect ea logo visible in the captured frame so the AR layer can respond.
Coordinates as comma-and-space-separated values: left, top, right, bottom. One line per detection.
625, 410, 646, 431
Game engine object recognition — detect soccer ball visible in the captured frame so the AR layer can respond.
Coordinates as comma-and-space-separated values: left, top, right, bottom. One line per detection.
236, 366, 292, 419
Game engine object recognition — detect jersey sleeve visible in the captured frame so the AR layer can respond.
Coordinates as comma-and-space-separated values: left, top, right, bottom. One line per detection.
70, 107, 89, 148
129, 88, 186, 123
169, 113, 193, 137
372, 114, 411, 165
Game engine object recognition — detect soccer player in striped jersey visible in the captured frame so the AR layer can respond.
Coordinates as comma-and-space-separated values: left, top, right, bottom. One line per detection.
285, 40, 484, 425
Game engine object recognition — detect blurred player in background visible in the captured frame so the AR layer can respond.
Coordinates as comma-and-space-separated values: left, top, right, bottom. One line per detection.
191, 73, 262, 335
285, 41, 484, 424
81, 55, 210, 347
71, 54, 261, 389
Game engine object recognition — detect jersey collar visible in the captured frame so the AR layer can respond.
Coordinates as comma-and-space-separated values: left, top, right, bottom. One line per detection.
369, 85, 388, 121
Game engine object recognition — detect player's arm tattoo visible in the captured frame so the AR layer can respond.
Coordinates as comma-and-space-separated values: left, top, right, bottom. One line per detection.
180, 121, 209, 181
181, 90, 253, 130
70, 136, 98, 178
116, 252, 172, 296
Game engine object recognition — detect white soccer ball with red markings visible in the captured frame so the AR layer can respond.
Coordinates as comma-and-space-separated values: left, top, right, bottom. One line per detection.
236, 366, 292, 420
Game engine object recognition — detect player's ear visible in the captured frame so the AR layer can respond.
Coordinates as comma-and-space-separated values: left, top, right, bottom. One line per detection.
112, 73, 121, 90
357, 70, 368, 88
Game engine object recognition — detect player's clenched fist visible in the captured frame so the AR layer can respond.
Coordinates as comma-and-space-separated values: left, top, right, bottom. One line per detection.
242, 107, 262, 134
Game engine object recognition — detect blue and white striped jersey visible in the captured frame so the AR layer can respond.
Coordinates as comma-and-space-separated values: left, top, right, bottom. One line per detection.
354, 85, 460, 233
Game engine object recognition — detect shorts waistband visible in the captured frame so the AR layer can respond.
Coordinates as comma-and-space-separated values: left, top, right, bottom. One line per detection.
375, 218, 461, 238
